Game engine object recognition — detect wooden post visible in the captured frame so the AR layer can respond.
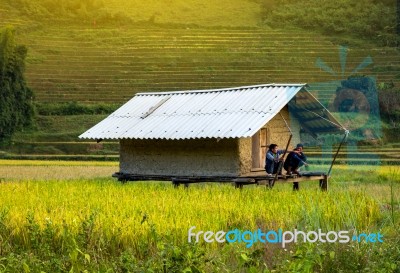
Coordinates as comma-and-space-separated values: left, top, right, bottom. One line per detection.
327, 131, 348, 176
172, 178, 180, 188
319, 175, 328, 191
271, 112, 293, 188
271, 134, 292, 187
234, 183, 243, 189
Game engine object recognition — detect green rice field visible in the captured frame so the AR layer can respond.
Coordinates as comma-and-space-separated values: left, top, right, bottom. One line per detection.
0, 1, 399, 271
0, 161, 399, 272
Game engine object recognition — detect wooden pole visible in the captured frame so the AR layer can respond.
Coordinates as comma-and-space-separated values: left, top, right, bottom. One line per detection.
319, 175, 328, 191
327, 130, 349, 176
271, 113, 293, 188
271, 134, 292, 188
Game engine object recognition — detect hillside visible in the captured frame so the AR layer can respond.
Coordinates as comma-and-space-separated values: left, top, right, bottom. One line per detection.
3, 26, 398, 104
1, 0, 398, 103
0, 0, 399, 160
3, 0, 262, 27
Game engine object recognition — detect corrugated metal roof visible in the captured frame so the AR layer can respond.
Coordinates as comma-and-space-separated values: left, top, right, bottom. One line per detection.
79, 83, 345, 140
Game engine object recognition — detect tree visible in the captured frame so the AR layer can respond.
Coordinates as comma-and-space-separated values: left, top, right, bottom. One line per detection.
378, 82, 400, 127
0, 26, 35, 141
397, 0, 400, 35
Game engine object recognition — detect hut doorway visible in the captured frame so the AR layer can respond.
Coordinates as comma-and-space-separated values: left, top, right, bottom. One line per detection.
251, 127, 269, 170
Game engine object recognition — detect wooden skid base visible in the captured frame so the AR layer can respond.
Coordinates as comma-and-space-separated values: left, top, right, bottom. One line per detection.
113, 172, 329, 191
233, 174, 328, 191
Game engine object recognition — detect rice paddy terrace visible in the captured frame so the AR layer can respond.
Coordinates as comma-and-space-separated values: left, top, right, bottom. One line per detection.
1, 2, 399, 164
11, 26, 400, 104
1, 0, 399, 104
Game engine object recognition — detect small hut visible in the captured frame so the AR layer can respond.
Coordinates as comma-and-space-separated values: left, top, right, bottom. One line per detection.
80, 84, 346, 183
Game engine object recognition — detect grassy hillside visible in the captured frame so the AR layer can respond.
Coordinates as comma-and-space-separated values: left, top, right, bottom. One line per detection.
263, 0, 398, 46
4, 26, 399, 104
0, 0, 399, 158
2, 0, 262, 27
1, 0, 398, 104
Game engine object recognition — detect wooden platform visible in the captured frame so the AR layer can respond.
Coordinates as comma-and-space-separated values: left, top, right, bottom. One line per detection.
113, 171, 329, 190
233, 170, 328, 190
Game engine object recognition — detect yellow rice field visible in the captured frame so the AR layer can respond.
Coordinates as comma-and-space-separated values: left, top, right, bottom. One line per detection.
0, 160, 398, 272
0, 180, 381, 249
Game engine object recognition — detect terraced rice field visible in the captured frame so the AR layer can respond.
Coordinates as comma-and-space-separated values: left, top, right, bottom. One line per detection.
1, 3, 398, 162
305, 145, 400, 166
2, 25, 398, 104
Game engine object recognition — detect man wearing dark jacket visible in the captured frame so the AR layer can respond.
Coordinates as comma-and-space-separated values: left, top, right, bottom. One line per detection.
284, 143, 308, 190
265, 144, 285, 175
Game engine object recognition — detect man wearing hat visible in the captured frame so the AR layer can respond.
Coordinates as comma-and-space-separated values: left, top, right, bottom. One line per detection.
283, 143, 308, 190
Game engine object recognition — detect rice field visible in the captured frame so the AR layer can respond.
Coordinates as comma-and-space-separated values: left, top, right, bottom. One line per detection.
0, 160, 399, 272
0, 160, 118, 180
1, 18, 397, 104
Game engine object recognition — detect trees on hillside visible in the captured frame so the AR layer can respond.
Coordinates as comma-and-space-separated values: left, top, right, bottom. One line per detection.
378, 82, 400, 127
263, 0, 398, 46
0, 26, 34, 141
6, 0, 130, 25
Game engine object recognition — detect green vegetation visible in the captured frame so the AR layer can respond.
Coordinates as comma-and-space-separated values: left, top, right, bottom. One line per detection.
4, 0, 261, 27
0, 114, 119, 160
4, 0, 398, 44
378, 81, 400, 126
5, 0, 131, 25
0, 2, 398, 271
5, 26, 399, 103
262, 0, 398, 46
0, 26, 35, 141
0, 1, 398, 155
0, 163, 398, 272
35, 102, 119, 116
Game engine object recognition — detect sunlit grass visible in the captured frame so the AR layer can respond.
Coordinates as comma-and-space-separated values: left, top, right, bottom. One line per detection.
0, 160, 118, 180
0, 159, 118, 166
0, 161, 398, 271
0, 180, 381, 251
97, 0, 261, 27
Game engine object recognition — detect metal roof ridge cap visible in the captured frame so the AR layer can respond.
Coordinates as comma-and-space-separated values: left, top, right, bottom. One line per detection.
135, 83, 308, 96
135, 109, 276, 117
